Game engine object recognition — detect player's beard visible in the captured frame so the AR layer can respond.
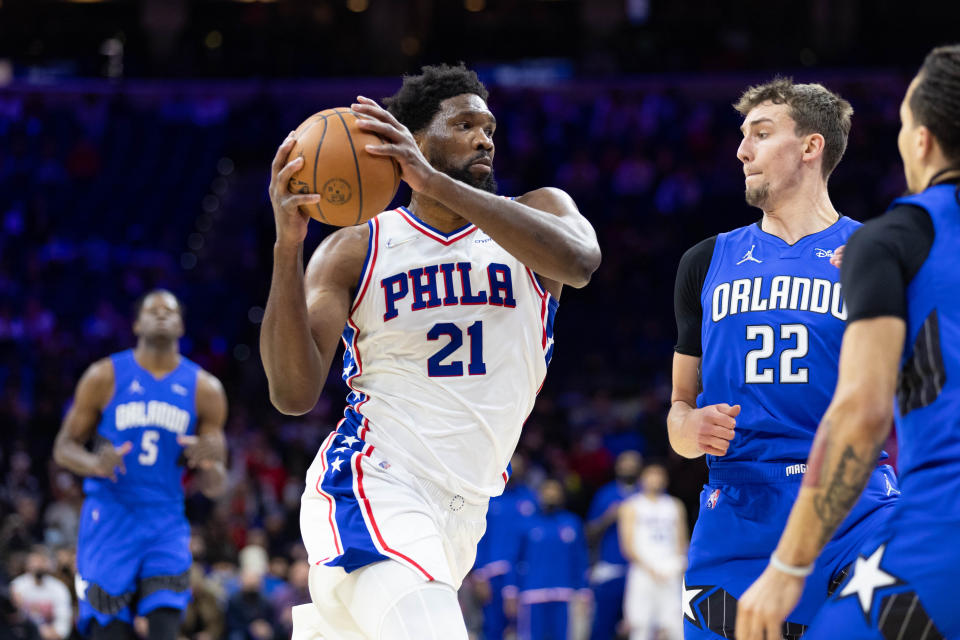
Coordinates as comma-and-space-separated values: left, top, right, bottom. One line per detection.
434, 156, 498, 194
745, 182, 771, 208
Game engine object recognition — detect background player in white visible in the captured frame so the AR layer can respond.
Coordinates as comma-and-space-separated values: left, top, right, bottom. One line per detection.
619, 462, 687, 640
261, 64, 600, 639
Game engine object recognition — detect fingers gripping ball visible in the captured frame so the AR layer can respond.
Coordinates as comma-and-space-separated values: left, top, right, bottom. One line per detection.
287, 108, 400, 227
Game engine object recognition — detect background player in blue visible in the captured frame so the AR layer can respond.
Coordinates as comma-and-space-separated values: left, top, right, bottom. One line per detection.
52, 290, 228, 639
585, 450, 641, 640
504, 479, 590, 640
669, 79, 899, 638
738, 44, 960, 640
473, 454, 538, 640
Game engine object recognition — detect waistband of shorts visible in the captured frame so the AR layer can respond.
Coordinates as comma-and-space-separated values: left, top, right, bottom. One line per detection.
709, 460, 889, 485
708, 461, 812, 484
413, 474, 488, 519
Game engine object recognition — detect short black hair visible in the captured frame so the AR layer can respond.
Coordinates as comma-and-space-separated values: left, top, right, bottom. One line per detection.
734, 77, 853, 179
383, 63, 489, 134
133, 289, 184, 319
910, 44, 960, 164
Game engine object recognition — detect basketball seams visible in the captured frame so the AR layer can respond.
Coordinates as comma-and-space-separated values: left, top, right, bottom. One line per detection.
311, 113, 330, 223
331, 110, 364, 226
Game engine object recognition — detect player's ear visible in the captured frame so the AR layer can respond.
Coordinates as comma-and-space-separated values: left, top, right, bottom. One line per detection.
915, 125, 935, 163
802, 133, 826, 164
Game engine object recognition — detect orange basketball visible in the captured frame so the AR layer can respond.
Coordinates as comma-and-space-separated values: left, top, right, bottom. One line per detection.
286, 108, 400, 227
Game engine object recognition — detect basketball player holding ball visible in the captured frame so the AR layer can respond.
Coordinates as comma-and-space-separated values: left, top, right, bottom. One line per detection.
261, 64, 601, 639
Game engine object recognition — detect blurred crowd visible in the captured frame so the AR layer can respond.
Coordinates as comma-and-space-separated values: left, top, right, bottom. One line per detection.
0, 70, 908, 638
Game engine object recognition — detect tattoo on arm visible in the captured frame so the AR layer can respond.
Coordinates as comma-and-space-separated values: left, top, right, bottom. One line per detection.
812, 441, 881, 546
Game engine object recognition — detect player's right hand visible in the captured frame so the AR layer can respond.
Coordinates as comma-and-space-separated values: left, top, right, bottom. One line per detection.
268, 132, 324, 247
685, 403, 740, 456
94, 441, 132, 481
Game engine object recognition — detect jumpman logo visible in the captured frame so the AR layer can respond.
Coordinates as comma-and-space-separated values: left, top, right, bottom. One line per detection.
736, 244, 763, 265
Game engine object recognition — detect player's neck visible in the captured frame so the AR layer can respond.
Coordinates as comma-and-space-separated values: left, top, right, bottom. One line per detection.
759, 184, 839, 245
407, 193, 470, 233
133, 341, 181, 375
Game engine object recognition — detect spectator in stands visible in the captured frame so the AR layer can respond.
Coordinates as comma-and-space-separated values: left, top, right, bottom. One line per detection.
585, 450, 642, 639
506, 479, 590, 640
473, 454, 539, 639
10, 545, 72, 640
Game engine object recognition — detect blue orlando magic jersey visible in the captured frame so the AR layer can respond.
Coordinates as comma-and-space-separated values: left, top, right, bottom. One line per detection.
698, 217, 860, 465
83, 349, 199, 505
888, 185, 960, 517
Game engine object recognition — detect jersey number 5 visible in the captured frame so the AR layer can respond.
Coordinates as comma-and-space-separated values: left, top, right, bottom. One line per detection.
745, 324, 809, 384
427, 321, 486, 377
138, 430, 160, 466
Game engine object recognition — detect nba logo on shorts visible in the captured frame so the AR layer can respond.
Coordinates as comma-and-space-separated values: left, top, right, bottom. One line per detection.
706, 489, 720, 509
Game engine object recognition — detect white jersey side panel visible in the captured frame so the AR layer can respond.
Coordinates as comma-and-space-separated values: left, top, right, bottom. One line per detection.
626, 494, 684, 575
341, 207, 556, 500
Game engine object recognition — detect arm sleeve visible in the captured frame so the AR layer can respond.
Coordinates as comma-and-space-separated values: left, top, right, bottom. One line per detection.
674, 237, 717, 357
841, 205, 934, 323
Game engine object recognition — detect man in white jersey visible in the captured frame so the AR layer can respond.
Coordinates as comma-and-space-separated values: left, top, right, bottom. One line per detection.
260, 63, 601, 640
618, 463, 687, 640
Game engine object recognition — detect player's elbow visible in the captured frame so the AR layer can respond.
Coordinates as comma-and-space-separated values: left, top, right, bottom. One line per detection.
566, 246, 602, 288
268, 387, 318, 416
828, 388, 894, 439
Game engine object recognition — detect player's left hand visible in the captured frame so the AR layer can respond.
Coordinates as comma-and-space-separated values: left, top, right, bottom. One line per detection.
177, 434, 224, 471
735, 564, 805, 640
351, 96, 438, 193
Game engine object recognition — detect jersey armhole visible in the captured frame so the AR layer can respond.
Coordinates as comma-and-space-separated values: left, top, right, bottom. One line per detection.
700, 233, 727, 304
350, 217, 380, 314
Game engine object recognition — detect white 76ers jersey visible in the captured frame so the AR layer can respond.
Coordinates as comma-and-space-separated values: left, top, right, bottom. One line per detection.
339, 206, 558, 501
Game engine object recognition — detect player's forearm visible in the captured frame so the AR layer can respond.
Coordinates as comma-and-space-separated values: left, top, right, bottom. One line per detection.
260, 242, 326, 415
53, 437, 103, 477
667, 401, 703, 458
421, 174, 600, 287
774, 400, 891, 567
198, 462, 227, 499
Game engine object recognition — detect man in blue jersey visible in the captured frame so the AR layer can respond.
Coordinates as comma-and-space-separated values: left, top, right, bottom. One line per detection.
669, 78, 899, 639
737, 44, 960, 640
53, 290, 228, 640
505, 479, 590, 640
585, 450, 641, 640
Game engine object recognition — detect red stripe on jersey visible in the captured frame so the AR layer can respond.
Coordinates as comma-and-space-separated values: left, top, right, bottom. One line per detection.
353, 452, 435, 581
313, 432, 343, 556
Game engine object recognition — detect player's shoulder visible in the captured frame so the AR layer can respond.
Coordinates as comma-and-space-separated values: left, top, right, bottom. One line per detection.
304, 223, 373, 288
679, 235, 719, 266
515, 186, 575, 212
195, 367, 226, 397
83, 356, 117, 386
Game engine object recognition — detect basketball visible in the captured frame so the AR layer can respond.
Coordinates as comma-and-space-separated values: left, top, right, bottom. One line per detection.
286, 108, 400, 227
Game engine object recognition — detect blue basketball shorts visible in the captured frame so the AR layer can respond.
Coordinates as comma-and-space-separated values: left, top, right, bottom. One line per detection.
803, 504, 958, 640
683, 462, 898, 639
75, 495, 191, 634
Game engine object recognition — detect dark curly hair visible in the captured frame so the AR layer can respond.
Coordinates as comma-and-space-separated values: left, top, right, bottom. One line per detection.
734, 77, 853, 179
911, 44, 960, 164
383, 63, 489, 134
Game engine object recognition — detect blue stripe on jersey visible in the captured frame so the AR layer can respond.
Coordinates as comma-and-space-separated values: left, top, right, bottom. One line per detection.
697, 218, 861, 465
316, 434, 388, 572
545, 296, 559, 367
340, 321, 368, 410
83, 350, 199, 505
